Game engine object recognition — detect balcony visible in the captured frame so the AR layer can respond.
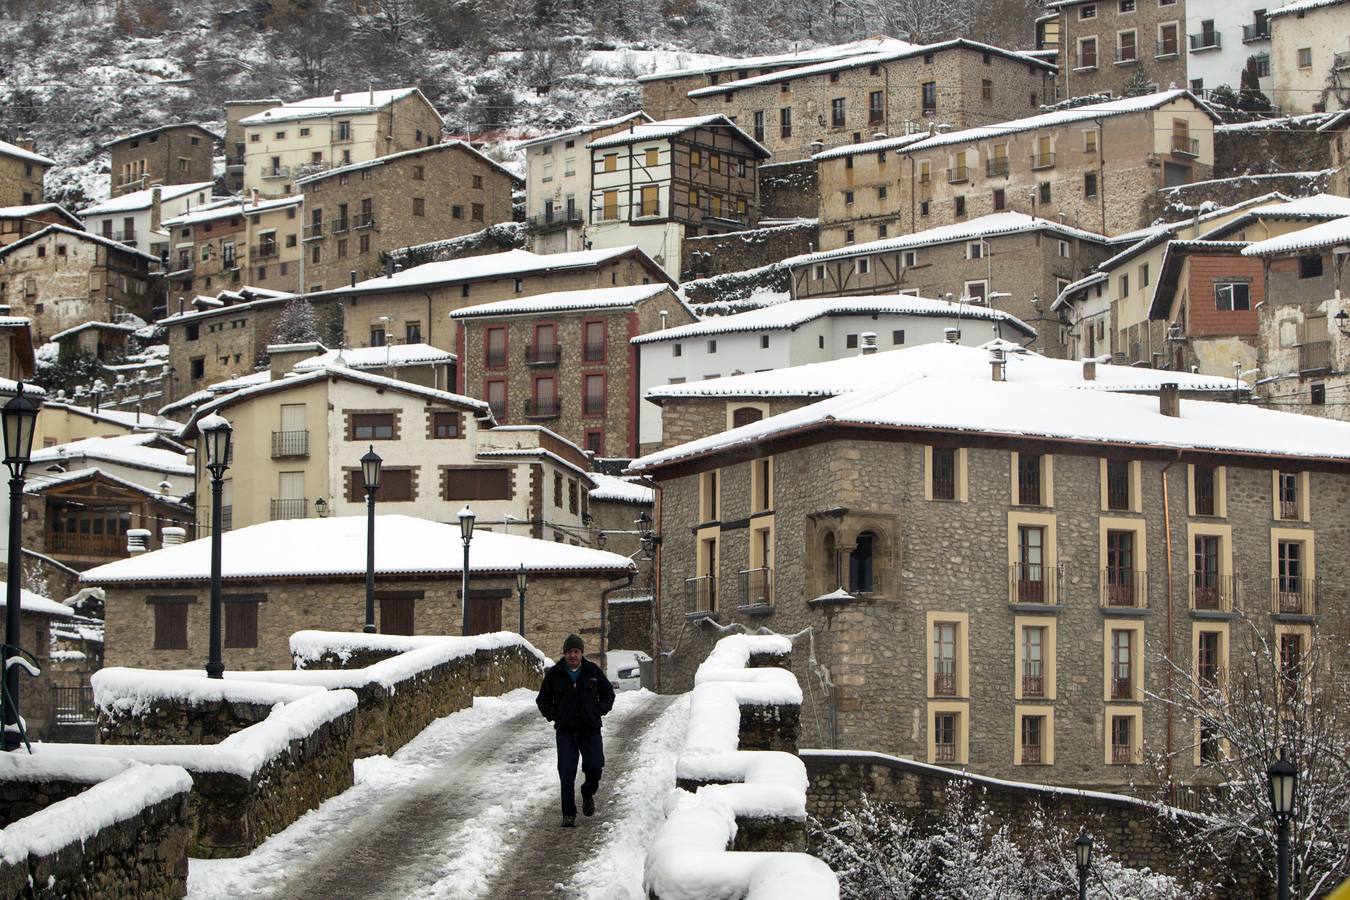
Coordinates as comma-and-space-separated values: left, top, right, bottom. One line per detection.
524, 344, 561, 366
1021, 742, 1042, 764
1101, 570, 1148, 609
1111, 675, 1134, 701
332, 127, 354, 143
686, 575, 717, 613
1111, 742, 1133, 764
986, 158, 1009, 177
252, 243, 279, 260
331, 218, 350, 235
110, 229, 136, 243
488, 401, 506, 421
355, 213, 377, 229
1337, 50, 1350, 70
583, 342, 607, 363
271, 430, 309, 459
270, 498, 308, 521
45, 532, 126, 559
583, 394, 605, 416
1030, 152, 1056, 170
1191, 574, 1237, 612
739, 567, 773, 606
933, 670, 957, 697
302, 223, 324, 241
525, 397, 561, 419
225, 154, 245, 169
527, 209, 583, 232
1299, 340, 1331, 373
946, 167, 969, 185
485, 348, 507, 369
1189, 32, 1221, 51
1022, 672, 1045, 698
1008, 563, 1064, 605
1171, 135, 1200, 156
261, 166, 291, 180
1271, 577, 1315, 616
1243, 23, 1270, 42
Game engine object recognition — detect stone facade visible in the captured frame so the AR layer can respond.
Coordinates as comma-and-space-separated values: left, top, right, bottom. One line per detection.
1054, 0, 1189, 99
649, 424, 1350, 792
0, 205, 78, 248
606, 597, 653, 655
298, 142, 518, 292
108, 124, 216, 196
0, 145, 50, 208
759, 160, 819, 220
1254, 247, 1350, 420
1328, 116, 1349, 197
682, 221, 818, 282
164, 204, 252, 299
160, 294, 290, 403
1214, 116, 1336, 178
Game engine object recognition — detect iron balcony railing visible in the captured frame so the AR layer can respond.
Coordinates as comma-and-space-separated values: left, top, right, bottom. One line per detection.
933, 670, 957, 697
111, 229, 136, 243
1009, 563, 1064, 604
740, 567, 773, 606
1271, 577, 1315, 616
985, 158, 1009, 177
1278, 498, 1300, 520
1022, 671, 1045, 698
488, 400, 506, 420
583, 394, 605, 416
1018, 472, 1043, 506
1101, 569, 1148, 609
1299, 340, 1331, 372
1112, 742, 1133, 764
51, 686, 95, 725
524, 344, 561, 366
485, 348, 508, 369
582, 342, 606, 362
934, 741, 956, 763
686, 575, 717, 613
1106, 474, 1131, 511
1171, 135, 1201, 156
1021, 742, 1042, 764
527, 209, 583, 231
1189, 32, 1221, 50
270, 498, 308, 520
1243, 23, 1270, 41
302, 222, 324, 241
1191, 573, 1238, 612
525, 397, 561, 419
1031, 152, 1056, 170
261, 166, 291, 180
225, 154, 245, 168
1114, 49, 1139, 64
946, 167, 969, 184
355, 213, 377, 229
1111, 675, 1134, 701
331, 218, 350, 234
252, 243, 279, 260
271, 430, 309, 458
931, 472, 956, 501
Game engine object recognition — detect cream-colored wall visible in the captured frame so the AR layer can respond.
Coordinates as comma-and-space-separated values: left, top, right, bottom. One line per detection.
1270, 7, 1350, 115
1148, 102, 1217, 167
245, 201, 304, 293
35, 408, 142, 447
243, 111, 384, 197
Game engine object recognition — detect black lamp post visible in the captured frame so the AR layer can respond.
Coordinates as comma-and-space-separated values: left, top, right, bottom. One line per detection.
200, 413, 233, 679
1075, 832, 1093, 900
458, 505, 475, 635
2, 384, 40, 752
314, 497, 329, 518
361, 446, 382, 634
596, 530, 607, 550
515, 564, 528, 636
1268, 753, 1298, 900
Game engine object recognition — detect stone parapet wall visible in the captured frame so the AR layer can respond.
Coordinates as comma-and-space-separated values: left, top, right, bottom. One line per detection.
1214, 120, 1335, 179
1140, 170, 1333, 225
759, 161, 819, 220
681, 221, 818, 282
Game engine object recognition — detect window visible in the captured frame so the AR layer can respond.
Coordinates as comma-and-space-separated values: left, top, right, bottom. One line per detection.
350, 412, 395, 440
868, 91, 884, 124
752, 457, 772, 512
1106, 460, 1131, 510
1279, 633, 1303, 686
1194, 534, 1222, 609
472, 174, 484, 189
1298, 255, 1323, 279
1193, 465, 1216, 516
190, 357, 205, 379
932, 623, 957, 696
954, 196, 966, 217
1016, 525, 1046, 601
994, 188, 1006, 210
1081, 2, 1096, 17
831, 98, 846, 127
1039, 181, 1051, 204
224, 599, 259, 648
921, 82, 937, 113
471, 203, 484, 222
585, 431, 604, 455
370, 324, 386, 346
931, 447, 956, 501
780, 108, 792, 138
1213, 282, 1250, 311
1079, 37, 1098, 69
603, 153, 618, 173
964, 279, 986, 300
640, 185, 659, 217
432, 411, 461, 438
848, 531, 877, 593
1277, 470, 1300, 520
452, 205, 464, 219
844, 190, 854, 206
486, 327, 508, 368
584, 320, 606, 362
1158, 22, 1179, 56
1118, 30, 1137, 62
583, 373, 606, 416
699, 470, 719, 522
1022, 626, 1046, 697
855, 257, 869, 275
709, 153, 721, 172
1297, 47, 1312, 69
707, 339, 718, 354
1276, 540, 1305, 611
1111, 629, 1134, 699
1110, 715, 1133, 764
902, 250, 917, 267
1312, 383, 1326, 405
1139, 263, 1150, 289
892, 329, 904, 344
1021, 714, 1045, 764
1084, 171, 1098, 198
443, 468, 511, 500
920, 201, 929, 217
845, 228, 855, 243
760, 334, 770, 349
981, 79, 993, 102
1197, 630, 1221, 688
752, 110, 765, 142
732, 407, 764, 428
1105, 530, 1137, 607
485, 379, 506, 419
933, 712, 957, 762
1017, 453, 1043, 505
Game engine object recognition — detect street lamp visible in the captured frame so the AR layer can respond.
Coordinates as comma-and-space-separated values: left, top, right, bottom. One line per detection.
1268, 753, 1298, 900
596, 530, 607, 550
458, 505, 475, 635
515, 564, 528, 636
2, 383, 40, 751
199, 413, 233, 680
1074, 832, 1093, 900
361, 446, 382, 634
314, 497, 329, 518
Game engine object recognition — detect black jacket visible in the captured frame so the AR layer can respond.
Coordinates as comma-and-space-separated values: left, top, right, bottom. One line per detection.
536, 657, 615, 733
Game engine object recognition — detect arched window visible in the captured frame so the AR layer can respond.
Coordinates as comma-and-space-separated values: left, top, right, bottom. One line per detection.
849, 531, 877, 593
732, 406, 764, 428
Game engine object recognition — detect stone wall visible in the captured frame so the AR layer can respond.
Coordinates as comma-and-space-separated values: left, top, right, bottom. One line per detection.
1140, 170, 1333, 226
760, 161, 819, 220
681, 221, 818, 282
1214, 119, 1335, 178
606, 597, 653, 655
803, 750, 1270, 896
98, 695, 279, 746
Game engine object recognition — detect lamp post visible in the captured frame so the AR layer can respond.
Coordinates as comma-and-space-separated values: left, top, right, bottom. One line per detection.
2, 384, 40, 752
1074, 832, 1093, 900
361, 446, 382, 634
314, 497, 329, 518
1268, 753, 1298, 900
199, 413, 233, 680
515, 564, 528, 636
458, 505, 475, 635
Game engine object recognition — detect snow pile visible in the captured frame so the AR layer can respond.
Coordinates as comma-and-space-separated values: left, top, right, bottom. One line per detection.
91, 667, 325, 718
0, 763, 192, 865
289, 629, 548, 670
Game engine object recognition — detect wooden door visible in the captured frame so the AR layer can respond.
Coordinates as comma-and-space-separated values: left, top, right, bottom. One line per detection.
465, 595, 501, 635
380, 596, 415, 635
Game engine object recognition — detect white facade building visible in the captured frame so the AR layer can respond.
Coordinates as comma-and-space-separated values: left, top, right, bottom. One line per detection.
1186, 0, 1274, 96
1268, 0, 1350, 114
78, 182, 216, 259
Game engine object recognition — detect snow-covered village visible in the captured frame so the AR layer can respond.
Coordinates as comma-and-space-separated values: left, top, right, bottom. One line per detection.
0, 0, 1349, 896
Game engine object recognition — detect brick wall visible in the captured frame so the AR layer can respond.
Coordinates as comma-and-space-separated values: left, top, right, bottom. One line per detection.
1185, 252, 1262, 337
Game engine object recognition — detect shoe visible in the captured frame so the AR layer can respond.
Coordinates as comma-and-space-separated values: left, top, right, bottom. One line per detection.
561, 816, 576, 828
582, 794, 595, 817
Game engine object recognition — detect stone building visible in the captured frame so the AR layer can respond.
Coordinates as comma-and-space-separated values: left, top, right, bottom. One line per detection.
0, 314, 34, 382
1323, 111, 1350, 196
0, 225, 161, 342
162, 195, 305, 298
157, 287, 292, 403
83, 516, 636, 671
1049, 0, 1189, 100
224, 99, 282, 194
0, 139, 53, 207
1148, 240, 1263, 377
0, 583, 74, 741
79, 182, 217, 259
782, 212, 1111, 358
105, 124, 218, 197
241, 88, 445, 198
520, 111, 652, 255
295, 141, 519, 291
0, 204, 82, 248
814, 90, 1216, 250
631, 344, 1350, 790
31, 432, 193, 495
1268, 0, 1350, 115
1184, 0, 1275, 98
686, 39, 1057, 163
583, 116, 769, 280
452, 283, 695, 457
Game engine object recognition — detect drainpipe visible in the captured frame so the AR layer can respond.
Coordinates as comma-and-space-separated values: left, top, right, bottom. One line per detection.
651, 480, 664, 691
1160, 447, 1183, 788
600, 572, 636, 678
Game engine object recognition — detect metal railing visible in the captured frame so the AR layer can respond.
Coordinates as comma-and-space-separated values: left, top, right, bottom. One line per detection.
1101, 569, 1148, 608
933, 670, 957, 697
270, 498, 308, 520
302, 222, 324, 240
111, 229, 136, 243
1111, 675, 1134, 700
271, 430, 309, 458
46, 532, 126, 557
1189, 32, 1221, 50
488, 401, 506, 420
1278, 499, 1300, 520
583, 394, 605, 416
1021, 742, 1042, 764
1243, 23, 1269, 41
225, 154, 245, 168
527, 210, 584, 231
686, 575, 717, 613
1106, 474, 1131, 511
1112, 742, 1133, 764
1299, 340, 1331, 372
1271, 578, 1315, 615
525, 344, 561, 365
934, 741, 956, 763
1114, 49, 1139, 63
485, 348, 507, 369
331, 218, 350, 234
740, 567, 773, 606
1191, 573, 1237, 612
1171, 135, 1200, 156
931, 472, 956, 501
582, 341, 607, 362
355, 213, 376, 229
1022, 672, 1045, 698
525, 397, 561, 419
261, 166, 291, 180
1031, 152, 1056, 170
1009, 563, 1064, 604
985, 158, 1009, 177
946, 167, 969, 184
1017, 472, 1043, 506
51, 686, 95, 725
252, 243, 279, 260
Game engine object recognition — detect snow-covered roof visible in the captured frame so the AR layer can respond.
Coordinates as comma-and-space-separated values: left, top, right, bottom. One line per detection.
239, 88, 438, 126
1214, 112, 1341, 133
24, 466, 189, 506
41, 401, 182, 434
515, 112, 654, 150
1242, 215, 1350, 256
1199, 193, 1350, 239
160, 198, 251, 228
646, 341, 1245, 402
1051, 271, 1108, 311
157, 287, 293, 326
783, 213, 1108, 267
1267, 0, 1348, 17
586, 116, 771, 158
812, 130, 931, 161
32, 433, 192, 476
0, 139, 54, 167
0, 203, 82, 227
633, 295, 1035, 343
103, 123, 219, 149
207, 370, 273, 392
588, 473, 654, 504
0, 580, 73, 617
80, 515, 634, 584
1107, 192, 1293, 246
79, 182, 215, 216
631, 360, 1350, 474
1316, 110, 1350, 132
49, 321, 139, 342
292, 343, 455, 371
324, 246, 673, 296
294, 140, 519, 187
0, 224, 161, 265
635, 37, 911, 82
897, 90, 1213, 155
451, 283, 672, 319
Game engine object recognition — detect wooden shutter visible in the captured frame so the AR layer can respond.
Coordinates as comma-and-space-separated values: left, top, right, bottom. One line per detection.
381, 468, 415, 501
464, 595, 502, 636
380, 596, 415, 635
153, 603, 188, 650
732, 407, 763, 428
224, 601, 258, 648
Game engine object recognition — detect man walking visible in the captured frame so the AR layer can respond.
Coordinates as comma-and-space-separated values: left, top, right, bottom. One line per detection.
536, 634, 615, 827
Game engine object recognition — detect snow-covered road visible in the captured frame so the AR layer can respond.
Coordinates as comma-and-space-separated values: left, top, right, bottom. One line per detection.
188, 688, 688, 900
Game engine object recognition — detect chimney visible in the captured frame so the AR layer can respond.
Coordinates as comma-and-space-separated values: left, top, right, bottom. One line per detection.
990, 346, 1006, 381
333, 89, 342, 102
943, 327, 960, 344
126, 529, 151, 555
251, 188, 259, 207
161, 527, 186, 547
386, 256, 395, 278
369, 84, 375, 105
1082, 358, 1096, 381
350, 270, 357, 288
1159, 382, 1180, 418
860, 332, 878, 355
659, 310, 668, 329
267, 341, 327, 380
149, 186, 162, 232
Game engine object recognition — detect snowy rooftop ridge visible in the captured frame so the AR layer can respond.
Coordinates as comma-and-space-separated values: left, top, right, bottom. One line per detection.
0, 203, 82, 227
1242, 215, 1350, 255
77, 181, 215, 216
0, 580, 73, 618
294, 140, 519, 186
588, 473, 654, 504
0, 224, 161, 265
239, 87, 434, 125
41, 401, 181, 433
586, 116, 772, 158
1198, 193, 1350, 241
31, 433, 191, 475
450, 283, 673, 318
292, 343, 455, 371
636, 37, 912, 82
0, 138, 54, 167
49, 320, 139, 341
1267, 0, 1349, 17
514, 111, 654, 149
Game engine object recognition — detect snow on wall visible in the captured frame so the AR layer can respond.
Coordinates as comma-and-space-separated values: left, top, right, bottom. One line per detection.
91, 667, 325, 718
289, 629, 548, 670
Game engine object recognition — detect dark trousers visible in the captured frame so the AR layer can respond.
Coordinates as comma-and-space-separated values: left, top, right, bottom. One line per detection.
556, 729, 604, 817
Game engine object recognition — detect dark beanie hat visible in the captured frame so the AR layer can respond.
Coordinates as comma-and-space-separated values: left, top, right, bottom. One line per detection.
563, 634, 585, 653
